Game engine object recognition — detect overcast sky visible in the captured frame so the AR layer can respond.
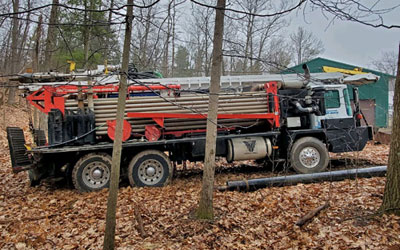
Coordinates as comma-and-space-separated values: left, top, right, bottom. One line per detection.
288, 4, 399, 69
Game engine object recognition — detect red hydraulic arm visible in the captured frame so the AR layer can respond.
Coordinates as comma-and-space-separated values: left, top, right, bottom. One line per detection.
264, 81, 280, 128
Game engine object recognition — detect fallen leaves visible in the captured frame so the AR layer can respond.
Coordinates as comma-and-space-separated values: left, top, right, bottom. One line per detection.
0, 104, 398, 249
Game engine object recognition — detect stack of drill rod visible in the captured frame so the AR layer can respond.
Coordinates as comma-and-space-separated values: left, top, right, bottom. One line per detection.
64, 92, 271, 136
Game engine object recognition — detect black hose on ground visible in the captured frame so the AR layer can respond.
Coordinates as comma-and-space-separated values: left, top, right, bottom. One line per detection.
218, 166, 387, 192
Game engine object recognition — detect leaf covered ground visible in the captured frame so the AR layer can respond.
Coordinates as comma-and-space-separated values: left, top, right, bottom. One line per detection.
0, 105, 399, 249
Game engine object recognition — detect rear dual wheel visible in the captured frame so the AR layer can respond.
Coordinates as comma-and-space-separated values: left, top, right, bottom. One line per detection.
72, 153, 111, 192
128, 150, 173, 187
72, 150, 173, 191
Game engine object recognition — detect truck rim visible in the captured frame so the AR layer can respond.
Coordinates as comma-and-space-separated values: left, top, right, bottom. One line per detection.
299, 146, 320, 169
82, 162, 110, 189
138, 159, 164, 185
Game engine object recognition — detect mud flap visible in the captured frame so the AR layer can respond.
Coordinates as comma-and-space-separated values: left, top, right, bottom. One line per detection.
7, 127, 32, 173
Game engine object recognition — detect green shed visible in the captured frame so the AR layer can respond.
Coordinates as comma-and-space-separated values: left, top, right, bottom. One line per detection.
283, 57, 395, 128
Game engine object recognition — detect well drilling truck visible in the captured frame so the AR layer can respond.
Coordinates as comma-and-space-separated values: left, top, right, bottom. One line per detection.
7, 67, 377, 192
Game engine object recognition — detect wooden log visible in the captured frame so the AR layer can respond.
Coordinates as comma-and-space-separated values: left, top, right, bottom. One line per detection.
295, 202, 330, 227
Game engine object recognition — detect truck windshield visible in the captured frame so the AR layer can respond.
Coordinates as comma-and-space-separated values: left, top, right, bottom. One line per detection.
324, 90, 340, 109
343, 88, 353, 116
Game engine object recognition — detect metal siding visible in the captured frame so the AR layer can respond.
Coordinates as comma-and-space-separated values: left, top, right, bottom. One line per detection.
359, 100, 376, 127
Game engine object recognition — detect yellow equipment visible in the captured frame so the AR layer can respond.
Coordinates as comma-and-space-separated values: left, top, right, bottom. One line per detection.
323, 66, 366, 75
104, 60, 109, 75
67, 60, 76, 72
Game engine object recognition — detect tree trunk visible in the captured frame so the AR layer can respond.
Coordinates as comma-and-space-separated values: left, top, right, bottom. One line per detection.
17, 0, 31, 66
195, 0, 226, 220
33, 108, 38, 130
141, 9, 152, 69
380, 44, 400, 215
33, 15, 43, 72
103, 0, 133, 249
243, 15, 254, 73
161, 1, 173, 77
104, 0, 114, 61
83, 0, 94, 69
204, 17, 210, 77
298, 46, 302, 65
1, 30, 11, 73
39, 112, 48, 137
171, 5, 176, 77
249, 16, 254, 72
44, 0, 59, 71
10, 0, 19, 74
8, 0, 20, 105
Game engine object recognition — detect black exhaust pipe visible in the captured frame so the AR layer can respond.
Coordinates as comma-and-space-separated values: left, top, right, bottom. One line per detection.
302, 64, 310, 81
220, 166, 387, 192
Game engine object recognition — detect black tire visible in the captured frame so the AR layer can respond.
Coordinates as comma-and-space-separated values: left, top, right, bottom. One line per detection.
128, 150, 172, 187
72, 153, 112, 192
290, 137, 329, 174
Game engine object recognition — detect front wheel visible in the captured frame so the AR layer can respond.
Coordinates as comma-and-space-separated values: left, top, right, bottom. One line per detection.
290, 137, 329, 174
72, 153, 112, 192
128, 150, 172, 187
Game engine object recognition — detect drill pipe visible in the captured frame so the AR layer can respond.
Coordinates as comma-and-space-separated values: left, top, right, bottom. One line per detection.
92, 107, 269, 119
64, 92, 267, 106
64, 97, 267, 107
66, 101, 268, 112
64, 93, 272, 135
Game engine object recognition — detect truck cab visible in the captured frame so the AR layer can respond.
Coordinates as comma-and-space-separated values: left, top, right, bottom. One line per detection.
315, 84, 354, 127
319, 84, 373, 153
278, 82, 373, 174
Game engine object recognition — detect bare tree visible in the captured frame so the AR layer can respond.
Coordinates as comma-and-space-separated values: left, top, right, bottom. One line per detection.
195, 0, 226, 220
186, 3, 214, 76
309, 0, 400, 29
161, 0, 174, 77
131, 1, 167, 71
104, 0, 115, 62
289, 27, 324, 65
83, 0, 96, 69
44, 0, 59, 71
170, 1, 178, 77
16, 0, 32, 69
223, 0, 289, 74
263, 37, 292, 73
8, 0, 19, 104
371, 51, 398, 76
103, 0, 133, 249
0, 30, 11, 73
10, 0, 19, 74
33, 15, 43, 72
380, 44, 400, 215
